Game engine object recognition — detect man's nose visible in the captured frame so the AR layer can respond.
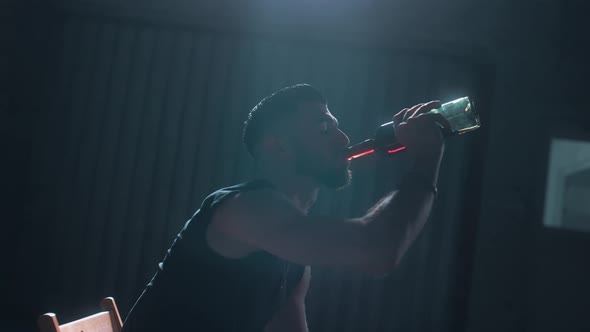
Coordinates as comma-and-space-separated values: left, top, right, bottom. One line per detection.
336, 128, 350, 147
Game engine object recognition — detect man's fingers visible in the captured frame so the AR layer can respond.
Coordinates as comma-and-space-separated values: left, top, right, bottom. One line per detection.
411, 100, 441, 118
403, 103, 424, 122
416, 112, 452, 131
393, 108, 409, 127
394, 100, 443, 127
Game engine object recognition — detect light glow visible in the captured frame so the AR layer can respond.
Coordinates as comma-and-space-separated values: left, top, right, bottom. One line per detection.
347, 149, 375, 160
387, 146, 407, 154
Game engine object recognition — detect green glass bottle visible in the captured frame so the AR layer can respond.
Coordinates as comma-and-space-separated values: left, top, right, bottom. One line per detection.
347, 96, 480, 160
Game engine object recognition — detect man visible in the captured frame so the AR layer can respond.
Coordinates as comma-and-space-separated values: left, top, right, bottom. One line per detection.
122, 84, 447, 332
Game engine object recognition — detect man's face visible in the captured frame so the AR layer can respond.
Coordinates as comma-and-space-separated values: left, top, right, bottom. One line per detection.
290, 102, 352, 189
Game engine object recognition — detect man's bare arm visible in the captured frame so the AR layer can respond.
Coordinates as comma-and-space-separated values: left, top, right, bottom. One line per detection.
363, 155, 440, 270
208, 159, 439, 274
208, 189, 384, 272
207, 102, 446, 274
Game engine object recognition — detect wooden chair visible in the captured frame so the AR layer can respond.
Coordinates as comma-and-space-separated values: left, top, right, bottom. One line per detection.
38, 297, 123, 332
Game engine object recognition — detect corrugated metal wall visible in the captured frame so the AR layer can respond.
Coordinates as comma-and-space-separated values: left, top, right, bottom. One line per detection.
29, 12, 486, 332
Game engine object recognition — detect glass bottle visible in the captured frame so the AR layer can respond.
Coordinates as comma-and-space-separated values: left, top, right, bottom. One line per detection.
346, 96, 480, 160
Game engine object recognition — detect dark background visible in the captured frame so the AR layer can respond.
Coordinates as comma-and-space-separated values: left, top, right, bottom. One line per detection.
2, 0, 589, 331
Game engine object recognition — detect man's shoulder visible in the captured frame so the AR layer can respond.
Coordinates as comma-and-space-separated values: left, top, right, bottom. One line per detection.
213, 185, 290, 220
205, 182, 291, 258
204, 179, 273, 201
208, 183, 301, 236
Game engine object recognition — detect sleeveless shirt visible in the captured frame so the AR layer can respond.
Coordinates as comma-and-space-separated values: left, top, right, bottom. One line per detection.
122, 180, 306, 332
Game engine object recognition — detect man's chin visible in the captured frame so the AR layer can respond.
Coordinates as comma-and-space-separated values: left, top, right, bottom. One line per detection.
294, 158, 352, 189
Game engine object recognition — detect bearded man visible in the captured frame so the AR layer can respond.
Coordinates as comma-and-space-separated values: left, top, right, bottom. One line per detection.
122, 84, 446, 332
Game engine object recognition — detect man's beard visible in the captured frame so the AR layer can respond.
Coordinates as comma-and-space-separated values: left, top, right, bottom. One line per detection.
294, 151, 352, 190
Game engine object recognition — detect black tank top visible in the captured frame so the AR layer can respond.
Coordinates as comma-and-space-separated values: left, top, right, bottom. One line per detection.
122, 180, 306, 332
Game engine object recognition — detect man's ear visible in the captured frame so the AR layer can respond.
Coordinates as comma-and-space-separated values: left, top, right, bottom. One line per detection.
261, 134, 291, 159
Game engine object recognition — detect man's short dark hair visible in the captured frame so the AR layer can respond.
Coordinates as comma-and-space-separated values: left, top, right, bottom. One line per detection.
243, 84, 327, 158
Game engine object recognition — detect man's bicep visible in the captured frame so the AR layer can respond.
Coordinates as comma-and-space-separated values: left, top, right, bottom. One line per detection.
212, 190, 377, 270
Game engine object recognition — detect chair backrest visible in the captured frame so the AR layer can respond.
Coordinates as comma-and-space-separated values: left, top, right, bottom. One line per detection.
38, 297, 123, 332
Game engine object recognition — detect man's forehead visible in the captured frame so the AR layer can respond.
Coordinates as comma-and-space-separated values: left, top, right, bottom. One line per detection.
296, 101, 336, 120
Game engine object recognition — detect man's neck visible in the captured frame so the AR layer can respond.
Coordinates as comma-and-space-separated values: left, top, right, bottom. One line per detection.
257, 168, 319, 215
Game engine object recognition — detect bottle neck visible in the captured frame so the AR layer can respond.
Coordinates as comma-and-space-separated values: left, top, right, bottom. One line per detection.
346, 120, 407, 160
346, 138, 407, 160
